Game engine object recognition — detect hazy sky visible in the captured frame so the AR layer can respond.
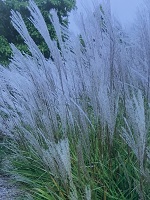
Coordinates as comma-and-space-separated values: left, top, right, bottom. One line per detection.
111, 0, 143, 25
69, 0, 144, 33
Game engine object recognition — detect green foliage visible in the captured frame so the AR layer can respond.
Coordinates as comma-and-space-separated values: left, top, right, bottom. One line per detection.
0, 0, 76, 65
0, 36, 12, 66
3, 124, 150, 199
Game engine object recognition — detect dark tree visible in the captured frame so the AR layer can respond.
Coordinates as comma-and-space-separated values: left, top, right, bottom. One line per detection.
0, 0, 76, 65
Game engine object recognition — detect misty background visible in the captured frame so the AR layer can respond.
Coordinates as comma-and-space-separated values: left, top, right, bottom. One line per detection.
69, 0, 144, 33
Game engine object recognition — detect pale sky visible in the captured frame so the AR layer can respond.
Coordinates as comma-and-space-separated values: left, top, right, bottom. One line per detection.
110, 0, 143, 26
69, 0, 144, 33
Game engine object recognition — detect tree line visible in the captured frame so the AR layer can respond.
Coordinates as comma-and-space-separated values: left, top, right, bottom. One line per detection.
0, 0, 76, 65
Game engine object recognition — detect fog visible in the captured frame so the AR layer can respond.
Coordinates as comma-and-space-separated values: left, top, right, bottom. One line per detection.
69, 0, 144, 33
111, 0, 144, 26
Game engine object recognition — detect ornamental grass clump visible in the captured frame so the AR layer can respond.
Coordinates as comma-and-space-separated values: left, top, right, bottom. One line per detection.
0, 0, 150, 199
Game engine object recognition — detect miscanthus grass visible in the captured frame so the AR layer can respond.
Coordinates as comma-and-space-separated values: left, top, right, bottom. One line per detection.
0, 0, 150, 199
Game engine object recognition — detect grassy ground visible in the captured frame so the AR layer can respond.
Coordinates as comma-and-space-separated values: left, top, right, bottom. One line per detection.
1, 124, 150, 200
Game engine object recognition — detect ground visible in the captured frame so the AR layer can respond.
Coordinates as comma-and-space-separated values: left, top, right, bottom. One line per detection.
0, 175, 20, 200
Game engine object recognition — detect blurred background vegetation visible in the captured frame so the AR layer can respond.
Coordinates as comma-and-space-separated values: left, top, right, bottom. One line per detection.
0, 0, 76, 66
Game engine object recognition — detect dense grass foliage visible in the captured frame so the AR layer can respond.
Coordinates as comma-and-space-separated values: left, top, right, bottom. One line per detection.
0, 0, 150, 199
